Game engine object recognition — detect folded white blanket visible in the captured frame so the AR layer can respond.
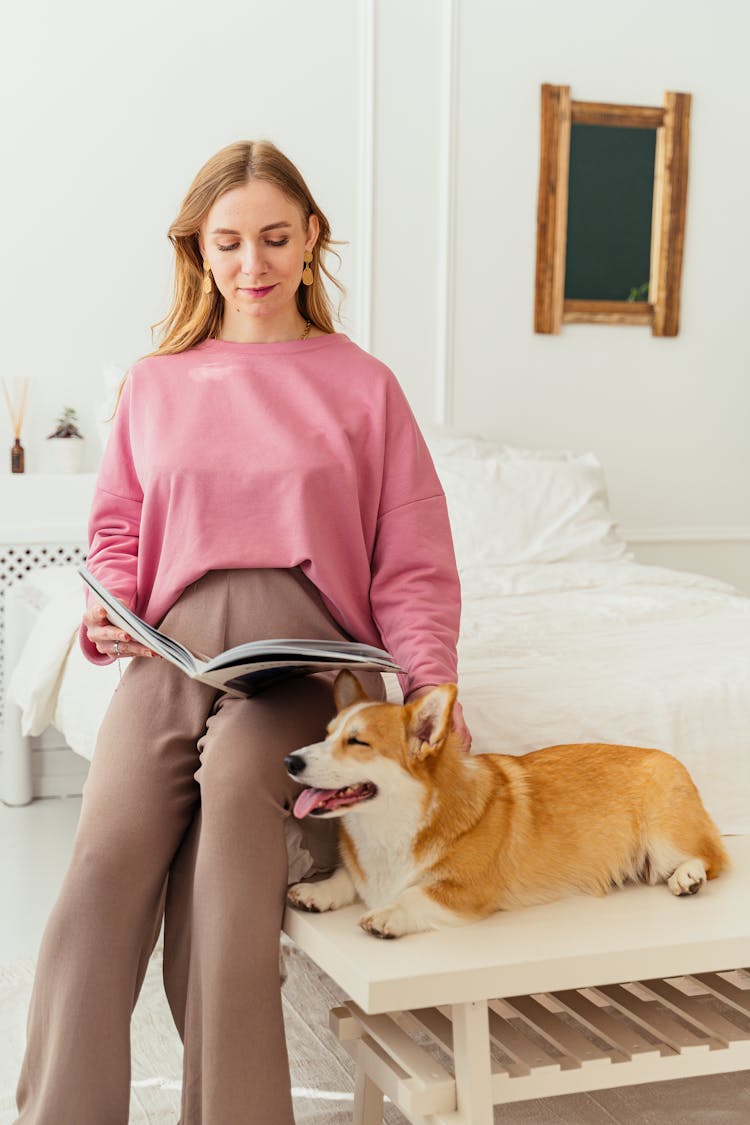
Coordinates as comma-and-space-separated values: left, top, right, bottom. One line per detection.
6, 568, 85, 738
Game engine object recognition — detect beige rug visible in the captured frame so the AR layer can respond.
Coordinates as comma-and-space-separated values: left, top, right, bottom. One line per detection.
2, 941, 749, 1124
0, 936, 405, 1125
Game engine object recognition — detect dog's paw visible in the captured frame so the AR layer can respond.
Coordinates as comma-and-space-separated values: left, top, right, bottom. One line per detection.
358, 904, 412, 939
287, 882, 337, 913
667, 859, 707, 897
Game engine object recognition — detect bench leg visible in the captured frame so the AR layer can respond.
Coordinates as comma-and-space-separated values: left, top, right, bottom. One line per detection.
451, 999, 493, 1125
353, 1044, 384, 1125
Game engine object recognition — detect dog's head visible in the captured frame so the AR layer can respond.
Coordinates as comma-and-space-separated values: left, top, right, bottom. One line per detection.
285, 670, 458, 819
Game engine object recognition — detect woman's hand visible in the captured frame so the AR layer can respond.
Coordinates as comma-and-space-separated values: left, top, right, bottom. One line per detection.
82, 602, 162, 659
405, 684, 473, 753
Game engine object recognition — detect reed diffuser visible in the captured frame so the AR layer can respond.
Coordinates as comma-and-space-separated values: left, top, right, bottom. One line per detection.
2, 375, 30, 473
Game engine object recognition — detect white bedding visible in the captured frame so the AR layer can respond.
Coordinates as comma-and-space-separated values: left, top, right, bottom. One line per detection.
7, 558, 750, 839
458, 560, 750, 833
7, 566, 119, 756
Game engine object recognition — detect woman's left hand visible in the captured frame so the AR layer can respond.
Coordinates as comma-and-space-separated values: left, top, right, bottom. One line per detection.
405, 685, 473, 754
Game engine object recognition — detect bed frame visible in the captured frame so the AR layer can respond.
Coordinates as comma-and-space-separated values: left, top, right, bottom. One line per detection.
4, 574, 749, 1122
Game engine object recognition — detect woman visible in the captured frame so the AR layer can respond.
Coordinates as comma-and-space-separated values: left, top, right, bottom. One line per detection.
15, 139, 470, 1124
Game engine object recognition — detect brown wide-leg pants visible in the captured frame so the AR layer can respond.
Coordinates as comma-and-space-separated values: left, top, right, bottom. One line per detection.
14, 567, 385, 1125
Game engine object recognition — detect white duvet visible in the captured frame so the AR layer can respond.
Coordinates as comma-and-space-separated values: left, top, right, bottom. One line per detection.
458, 560, 750, 833
7, 560, 750, 836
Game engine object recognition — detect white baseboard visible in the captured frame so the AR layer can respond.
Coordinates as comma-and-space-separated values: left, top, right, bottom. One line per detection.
623, 526, 750, 543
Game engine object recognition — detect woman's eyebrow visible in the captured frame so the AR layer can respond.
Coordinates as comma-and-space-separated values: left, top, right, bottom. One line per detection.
210, 221, 293, 235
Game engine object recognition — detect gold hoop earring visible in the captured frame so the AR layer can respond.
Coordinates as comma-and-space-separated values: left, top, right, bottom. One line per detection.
301, 251, 314, 287
202, 259, 213, 295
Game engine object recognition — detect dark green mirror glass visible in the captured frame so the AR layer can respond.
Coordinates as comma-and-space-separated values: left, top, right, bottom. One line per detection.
564, 124, 657, 302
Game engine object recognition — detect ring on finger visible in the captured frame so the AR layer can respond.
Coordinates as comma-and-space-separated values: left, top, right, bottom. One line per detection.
113, 640, 120, 657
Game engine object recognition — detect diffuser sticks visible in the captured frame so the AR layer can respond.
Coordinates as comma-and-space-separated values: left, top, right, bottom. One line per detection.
2, 375, 30, 473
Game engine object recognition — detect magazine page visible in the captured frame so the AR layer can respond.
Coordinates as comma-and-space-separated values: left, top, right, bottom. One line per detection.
197, 658, 401, 698
201, 638, 401, 674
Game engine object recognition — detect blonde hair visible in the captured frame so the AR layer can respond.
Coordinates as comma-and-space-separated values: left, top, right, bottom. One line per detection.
106, 140, 346, 420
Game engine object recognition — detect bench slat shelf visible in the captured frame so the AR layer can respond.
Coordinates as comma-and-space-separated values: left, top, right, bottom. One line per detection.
331, 970, 750, 1121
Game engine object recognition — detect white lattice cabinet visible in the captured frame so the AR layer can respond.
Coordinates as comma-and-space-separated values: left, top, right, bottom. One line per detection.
0, 473, 95, 799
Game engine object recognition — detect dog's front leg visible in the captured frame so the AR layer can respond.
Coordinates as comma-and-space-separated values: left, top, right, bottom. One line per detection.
359, 885, 469, 939
287, 865, 358, 913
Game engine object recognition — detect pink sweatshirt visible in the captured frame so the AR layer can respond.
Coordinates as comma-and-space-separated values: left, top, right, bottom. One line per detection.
79, 332, 461, 697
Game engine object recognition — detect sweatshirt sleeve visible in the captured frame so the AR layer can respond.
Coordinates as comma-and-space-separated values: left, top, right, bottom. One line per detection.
79, 373, 143, 666
368, 373, 461, 699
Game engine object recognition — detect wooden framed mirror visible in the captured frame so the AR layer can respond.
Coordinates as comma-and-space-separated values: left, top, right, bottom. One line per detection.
534, 85, 691, 336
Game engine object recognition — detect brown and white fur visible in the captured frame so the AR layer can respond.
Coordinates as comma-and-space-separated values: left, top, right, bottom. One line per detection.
285, 671, 729, 939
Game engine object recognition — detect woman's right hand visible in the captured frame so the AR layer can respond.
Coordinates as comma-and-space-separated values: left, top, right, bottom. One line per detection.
83, 602, 162, 659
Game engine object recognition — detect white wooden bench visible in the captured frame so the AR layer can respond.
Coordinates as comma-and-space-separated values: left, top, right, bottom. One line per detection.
282, 835, 750, 1124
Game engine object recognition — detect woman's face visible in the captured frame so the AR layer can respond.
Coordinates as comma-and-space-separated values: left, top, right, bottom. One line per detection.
199, 178, 319, 329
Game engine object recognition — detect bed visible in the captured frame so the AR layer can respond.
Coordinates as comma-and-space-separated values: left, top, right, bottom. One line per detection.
3, 431, 749, 1120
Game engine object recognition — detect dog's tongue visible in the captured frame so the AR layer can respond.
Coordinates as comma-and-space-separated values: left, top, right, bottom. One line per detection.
293, 787, 334, 818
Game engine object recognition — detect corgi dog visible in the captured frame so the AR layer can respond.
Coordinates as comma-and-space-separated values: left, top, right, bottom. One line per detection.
285, 670, 729, 939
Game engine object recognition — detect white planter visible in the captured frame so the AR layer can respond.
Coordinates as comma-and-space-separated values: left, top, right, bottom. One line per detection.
40, 437, 86, 474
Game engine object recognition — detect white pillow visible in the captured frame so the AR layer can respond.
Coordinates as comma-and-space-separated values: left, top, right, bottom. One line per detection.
424, 426, 583, 464
424, 430, 631, 567
423, 426, 499, 461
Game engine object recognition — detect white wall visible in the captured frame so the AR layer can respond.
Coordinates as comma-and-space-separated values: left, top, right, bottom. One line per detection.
0, 0, 361, 462
2, 0, 748, 589
370, 0, 750, 590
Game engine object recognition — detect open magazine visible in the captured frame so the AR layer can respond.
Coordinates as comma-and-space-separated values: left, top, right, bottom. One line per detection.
78, 565, 402, 698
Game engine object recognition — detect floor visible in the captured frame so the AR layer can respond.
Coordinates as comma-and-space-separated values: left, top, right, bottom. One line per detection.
2, 795, 749, 1123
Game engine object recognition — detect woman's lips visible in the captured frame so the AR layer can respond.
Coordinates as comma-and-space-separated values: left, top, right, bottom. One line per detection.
239, 284, 276, 297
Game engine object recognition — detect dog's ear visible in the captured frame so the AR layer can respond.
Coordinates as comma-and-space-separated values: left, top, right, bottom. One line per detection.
334, 669, 369, 712
406, 684, 457, 761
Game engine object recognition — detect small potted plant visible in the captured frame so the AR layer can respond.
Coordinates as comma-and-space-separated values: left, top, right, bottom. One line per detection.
42, 405, 86, 473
